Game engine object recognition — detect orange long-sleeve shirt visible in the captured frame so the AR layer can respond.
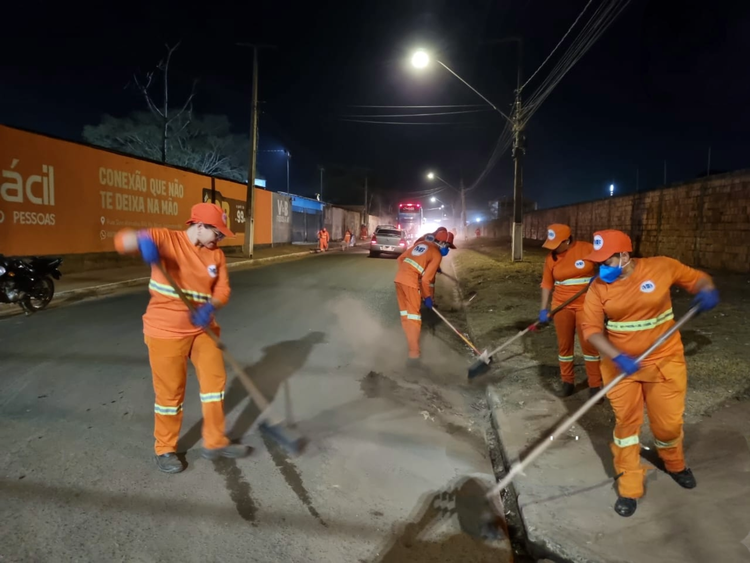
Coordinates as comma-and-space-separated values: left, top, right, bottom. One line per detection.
581, 256, 709, 367
115, 228, 230, 339
541, 241, 596, 309
395, 240, 443, 298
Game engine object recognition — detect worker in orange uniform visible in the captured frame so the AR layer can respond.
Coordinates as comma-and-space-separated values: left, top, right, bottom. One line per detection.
114, 203, 251, 474
580, 229, 719, 517
317, 227, 329, 251
539, 224, 602, 398
342, 229, 352, 251
394, 230, 456, 368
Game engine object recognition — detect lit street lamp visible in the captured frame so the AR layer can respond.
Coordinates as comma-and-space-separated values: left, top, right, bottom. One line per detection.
430, 196, 437, 203
410, 46, 525, 260
411, 50, 430, 69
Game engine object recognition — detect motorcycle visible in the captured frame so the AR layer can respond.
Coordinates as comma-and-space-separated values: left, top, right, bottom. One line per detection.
0, 255, 63, 314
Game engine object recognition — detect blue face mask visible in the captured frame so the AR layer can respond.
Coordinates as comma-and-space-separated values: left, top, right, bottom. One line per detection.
599, 255, 628, 284
440, 246, 450, 257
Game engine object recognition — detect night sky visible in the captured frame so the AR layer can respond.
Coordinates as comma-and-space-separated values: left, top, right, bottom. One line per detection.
2, 0, 749, 213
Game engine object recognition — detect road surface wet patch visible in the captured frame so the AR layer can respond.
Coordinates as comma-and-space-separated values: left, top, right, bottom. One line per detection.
212, 458, 259, 524
262, 433, 327, 527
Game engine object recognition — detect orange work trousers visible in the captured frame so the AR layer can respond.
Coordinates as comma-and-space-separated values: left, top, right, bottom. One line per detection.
395, 282, 422, 358
605, 356, 687, 499
145, 333, 231, 455
553, 307, 602, 387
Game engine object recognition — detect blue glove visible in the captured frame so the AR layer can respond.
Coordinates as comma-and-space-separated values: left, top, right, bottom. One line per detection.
692, 288, 719, 313
190, 302, 216, 328
539, 309, 549, 323
424, 297, 433, 309
137, 232, 160, 265
613, 354, 640, 376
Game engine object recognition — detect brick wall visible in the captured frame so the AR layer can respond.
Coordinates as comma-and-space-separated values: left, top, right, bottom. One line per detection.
524, 170, 750, 273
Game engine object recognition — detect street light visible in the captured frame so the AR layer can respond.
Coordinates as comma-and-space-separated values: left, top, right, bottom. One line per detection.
426, 172, 435, 180
430, 196, 437, 203
610, 184, 614, 197
409, 46, 525, 261
411, 50, 430, 69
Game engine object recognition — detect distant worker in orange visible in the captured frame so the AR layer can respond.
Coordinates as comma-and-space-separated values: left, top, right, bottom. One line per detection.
114, 203, 251, 474
475, 227, 481, 238
342, 228, 352, 251
539, 224, 602, 398
581, 230, 719, 517
394, 230, 456, 368
317, 227, 329, 251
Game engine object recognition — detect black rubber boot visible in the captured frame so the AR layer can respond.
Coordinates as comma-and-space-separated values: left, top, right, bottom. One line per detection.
202, 443, 252, 461
556, 382, 576, 397
614, 496, 637, 517
155, 452, 184, 474
667, 467, 696, 489
589, 386, 604, 403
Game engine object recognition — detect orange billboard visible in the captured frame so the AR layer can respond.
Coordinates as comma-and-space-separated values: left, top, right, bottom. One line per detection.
0, 125, 273, 255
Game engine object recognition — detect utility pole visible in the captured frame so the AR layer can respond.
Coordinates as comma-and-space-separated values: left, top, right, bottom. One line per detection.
460, 177, 467, 241
511, 39, 525, 262
237, 43, 275, 258
286, 151, 290, 192
319, 166, 324, 201
364, 174, 369, 213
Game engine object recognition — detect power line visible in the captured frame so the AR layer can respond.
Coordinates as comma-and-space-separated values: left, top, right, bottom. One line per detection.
346, 104, 487, 108
338, 118, 481, 126
338, 109, 494, 118
520, 0, 595, 92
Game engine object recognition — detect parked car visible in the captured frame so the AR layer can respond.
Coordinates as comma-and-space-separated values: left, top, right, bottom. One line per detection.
369, 227, 407, 258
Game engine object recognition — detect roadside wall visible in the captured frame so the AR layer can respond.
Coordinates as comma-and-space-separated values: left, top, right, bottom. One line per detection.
523, 170, 750, 273
271, 192, 292, 244
0, 125, 275, 255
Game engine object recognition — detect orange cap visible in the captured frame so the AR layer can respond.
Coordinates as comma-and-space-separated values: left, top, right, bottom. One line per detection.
542, 224, 571, 250
435, 230, 456, 249
187, 203, 234, 238
585, 230, 632, 262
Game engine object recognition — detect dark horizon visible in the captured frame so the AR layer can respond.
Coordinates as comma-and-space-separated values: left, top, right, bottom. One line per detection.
2, 0, 749, 212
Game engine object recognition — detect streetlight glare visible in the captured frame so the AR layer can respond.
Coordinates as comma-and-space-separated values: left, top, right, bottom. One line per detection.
411, 50, 430, 69
430, 197, 436, 203
426, 172, 435, 180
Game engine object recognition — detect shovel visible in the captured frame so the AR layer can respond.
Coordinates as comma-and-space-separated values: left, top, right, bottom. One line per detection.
155, 262, 307, 456
467, 282, 594, 380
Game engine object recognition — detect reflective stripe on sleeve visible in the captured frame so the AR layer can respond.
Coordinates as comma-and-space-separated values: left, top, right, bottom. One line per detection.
406, 314, 421, 321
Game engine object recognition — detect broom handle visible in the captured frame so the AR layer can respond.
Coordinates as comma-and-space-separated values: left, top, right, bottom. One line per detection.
483, 284, 591, 359
487, 305, 700, 499
432, 307, 482, 356
155, 262, 274, 414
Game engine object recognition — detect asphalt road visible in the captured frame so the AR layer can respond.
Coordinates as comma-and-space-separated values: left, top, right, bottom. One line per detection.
0, 249, 510, 563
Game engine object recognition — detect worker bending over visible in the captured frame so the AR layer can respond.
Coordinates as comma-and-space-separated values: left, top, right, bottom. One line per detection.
115, 203, 251, 474
581, 230, 719, 517
539, 224, 602, 398
394, 230, 456, 368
